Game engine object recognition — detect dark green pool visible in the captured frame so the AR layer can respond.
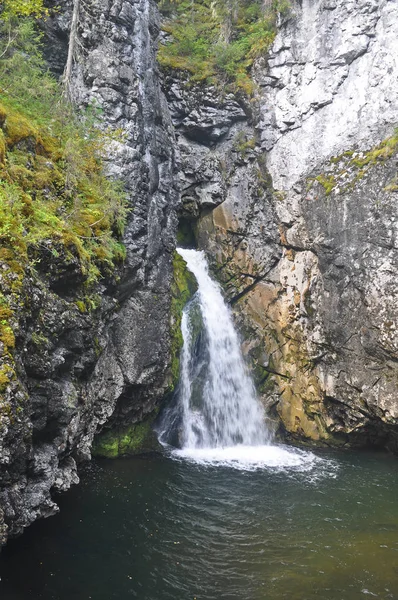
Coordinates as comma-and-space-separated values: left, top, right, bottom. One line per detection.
1, 447, 398, 600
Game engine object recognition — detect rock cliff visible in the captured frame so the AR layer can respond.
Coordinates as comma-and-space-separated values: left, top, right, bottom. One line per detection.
0, 0, 179, 545
181, 0, 398, 448
1, 0, 398, 546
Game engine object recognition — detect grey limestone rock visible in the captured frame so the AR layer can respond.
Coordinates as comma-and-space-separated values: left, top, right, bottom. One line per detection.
168, 0, 398, 448
214, 0, 398, 447
257, 0, 398, 189
0, 0, 179, 545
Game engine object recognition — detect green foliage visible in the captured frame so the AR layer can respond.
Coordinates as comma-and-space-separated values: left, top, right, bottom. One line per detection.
233, 130, 256, 158
168, 252, 198, 392
0, 16, 129, 285
308, 130, 398, 197
0, 0, 48, 19
30, 331, 49, 347
0, 13, 129, 399
158, 0, 291, 93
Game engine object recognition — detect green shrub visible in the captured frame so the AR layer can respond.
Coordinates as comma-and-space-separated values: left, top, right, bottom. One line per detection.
0, 15, 129, 285
158, 0, 291, 93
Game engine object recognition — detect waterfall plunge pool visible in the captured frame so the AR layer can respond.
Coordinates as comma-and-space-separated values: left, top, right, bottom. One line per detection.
1, 448, 398, 600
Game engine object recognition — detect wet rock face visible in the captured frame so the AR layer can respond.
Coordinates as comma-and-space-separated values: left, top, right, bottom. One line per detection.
171, 0, 398, 448
298, 154, 398, 448
163, 75, 251, 220
0, 0, 178, 544
252, 0, 398, 446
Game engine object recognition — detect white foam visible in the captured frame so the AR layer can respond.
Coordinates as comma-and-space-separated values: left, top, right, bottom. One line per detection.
171, 444, 335, 474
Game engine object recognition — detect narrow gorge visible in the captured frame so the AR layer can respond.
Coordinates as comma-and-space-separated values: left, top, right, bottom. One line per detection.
0, 0, 398, 596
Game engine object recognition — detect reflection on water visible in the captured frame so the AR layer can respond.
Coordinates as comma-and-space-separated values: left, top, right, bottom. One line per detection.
1, 448, 398, 600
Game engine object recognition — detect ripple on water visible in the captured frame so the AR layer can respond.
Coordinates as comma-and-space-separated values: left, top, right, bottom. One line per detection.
170, 443, 339, 479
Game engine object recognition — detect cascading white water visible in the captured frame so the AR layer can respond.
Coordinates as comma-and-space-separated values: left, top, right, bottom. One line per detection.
177, 248, 270, 449
159, 247, 328, 472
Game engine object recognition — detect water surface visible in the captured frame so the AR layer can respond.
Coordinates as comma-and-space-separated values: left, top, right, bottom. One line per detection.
1, 448, 398, 600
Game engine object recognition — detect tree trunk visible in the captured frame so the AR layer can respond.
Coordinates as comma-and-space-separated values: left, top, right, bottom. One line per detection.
62, 0, 80, 100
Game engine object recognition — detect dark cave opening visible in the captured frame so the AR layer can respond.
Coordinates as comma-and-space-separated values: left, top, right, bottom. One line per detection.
177, 217, 197, 249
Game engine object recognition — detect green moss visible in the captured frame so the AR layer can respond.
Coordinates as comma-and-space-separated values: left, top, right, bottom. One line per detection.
308, 131, 398, 198
383, 176, 398, 192
92, 431, 119, 458
0, 364, 15, 393
0, 16, 129, 292
0, 324, 15, 350
168, 251, 198, 393
233, 131, 256, 158
0, 368, 10, 392
158, 0, 291, 95
92, 416, 160, 458
3, 109, 41, 148
75, 300, 87, 313
30, 331, 48, 347
315, 174, 336, 196
93, 337, 102, 358
0, 130, 6, 164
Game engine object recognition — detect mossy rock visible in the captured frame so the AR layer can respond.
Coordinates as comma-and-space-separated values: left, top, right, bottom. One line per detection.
3, 109, 41, 150
92, 417, 161, 459
168, 251, 198, 392
172, 252, 198, 301
308, 130, 398, 197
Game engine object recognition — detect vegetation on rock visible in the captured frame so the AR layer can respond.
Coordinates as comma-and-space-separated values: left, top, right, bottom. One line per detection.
158, 0, 291, 94
92, 417, 160, 458
168, 252, 198, 393
1, 0, 48, 18
0, 9, 128, 398
308, 130, 398, 197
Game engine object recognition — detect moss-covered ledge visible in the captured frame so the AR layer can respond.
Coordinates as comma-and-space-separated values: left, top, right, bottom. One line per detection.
92, 414, 161, 458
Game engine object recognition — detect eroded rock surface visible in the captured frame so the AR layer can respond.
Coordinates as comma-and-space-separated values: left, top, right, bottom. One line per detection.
166, 0, 398, 448
0, 0, 179, 544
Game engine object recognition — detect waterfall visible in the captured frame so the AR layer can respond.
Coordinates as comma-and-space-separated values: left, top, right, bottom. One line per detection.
157, 248, 328, 470
178, 248, 269, 448
161, 248, 270, 451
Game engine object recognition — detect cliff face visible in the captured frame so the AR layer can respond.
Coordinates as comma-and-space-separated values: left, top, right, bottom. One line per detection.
248, 0, 398, 447
185, 0, 398, 447
1, 0, 398, 546
0, 0, 179, 545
